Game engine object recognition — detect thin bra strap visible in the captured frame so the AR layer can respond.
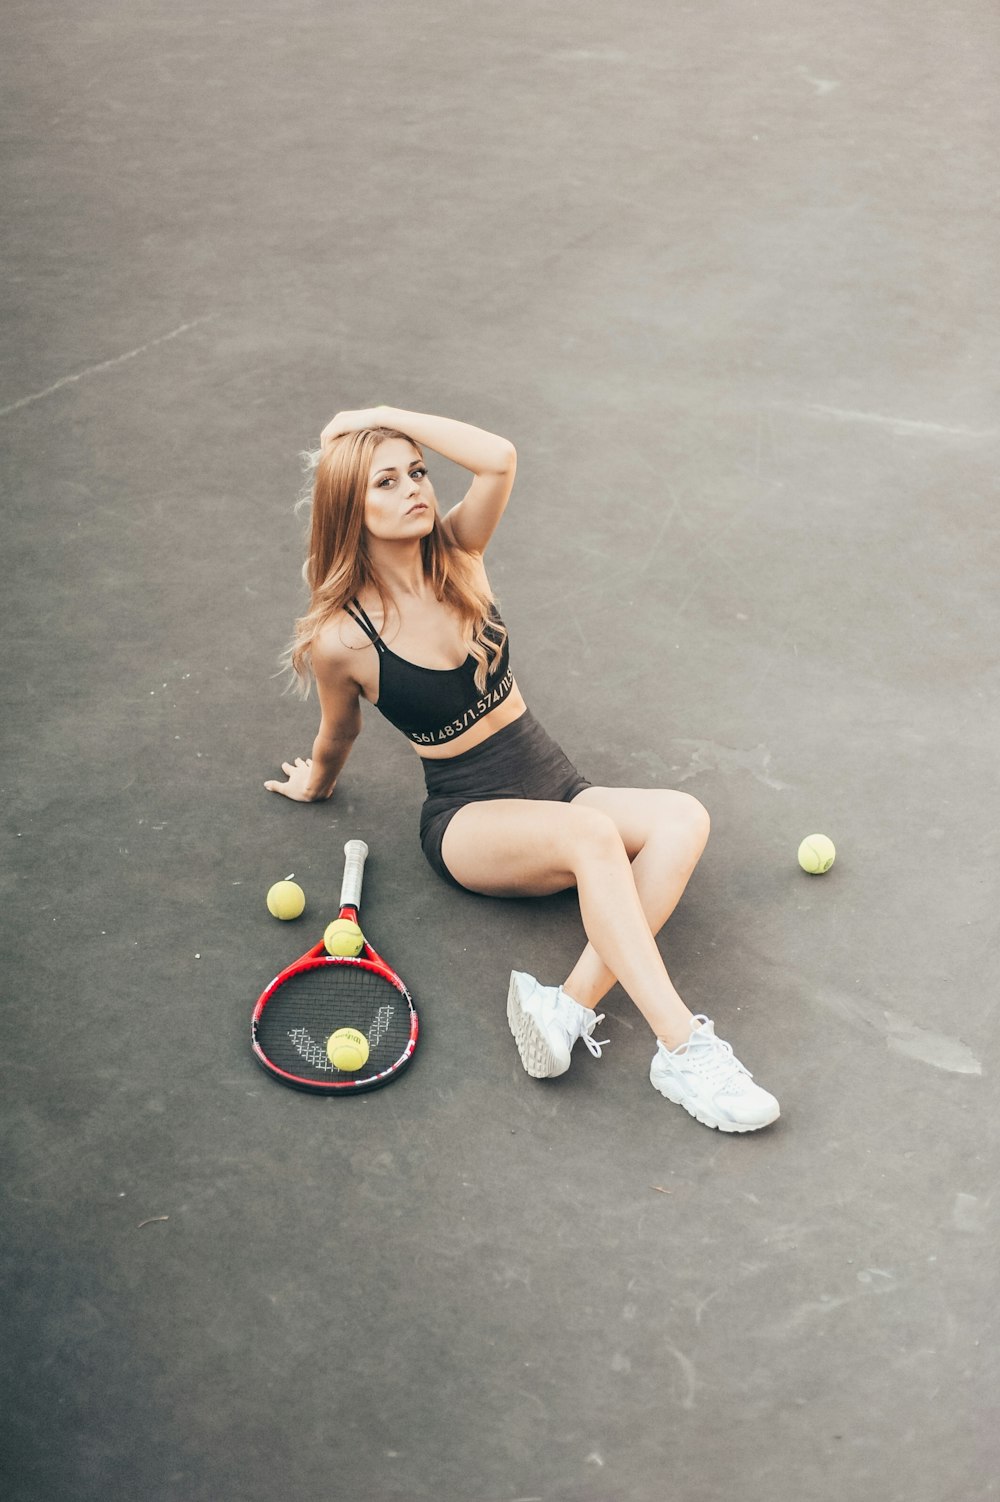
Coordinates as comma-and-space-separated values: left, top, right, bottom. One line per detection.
344, 599, 386, 653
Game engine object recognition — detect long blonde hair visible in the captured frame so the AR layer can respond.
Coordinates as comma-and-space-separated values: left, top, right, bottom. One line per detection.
285, 426, 506, 695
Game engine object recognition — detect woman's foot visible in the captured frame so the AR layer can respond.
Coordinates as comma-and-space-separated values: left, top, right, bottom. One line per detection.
507, 970, 609, 1078
650, 1017, 780, 1132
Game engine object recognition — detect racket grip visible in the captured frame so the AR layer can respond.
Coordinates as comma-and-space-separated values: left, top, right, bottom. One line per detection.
340, 839, 370, 910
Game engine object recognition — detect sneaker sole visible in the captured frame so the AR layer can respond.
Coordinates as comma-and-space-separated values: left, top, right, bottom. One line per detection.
507, 976, 571, 1078
650, 1072, 780, 1133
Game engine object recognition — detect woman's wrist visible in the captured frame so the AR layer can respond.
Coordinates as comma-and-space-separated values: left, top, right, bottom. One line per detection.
304, 767, 337, 800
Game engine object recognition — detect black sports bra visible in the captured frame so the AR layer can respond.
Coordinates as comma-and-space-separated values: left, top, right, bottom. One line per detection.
344, 599, 514, 747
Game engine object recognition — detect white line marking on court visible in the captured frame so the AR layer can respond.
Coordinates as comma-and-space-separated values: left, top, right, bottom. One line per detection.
886, 1019, 983, 1074
664, 1341, 699, 1410
796, 66, 841, 94
669, 738, 793, 793
0, 315, 217, 417
952, 1193, 985, 1233
816, 986, 984, 1075
788, 403, 998, 440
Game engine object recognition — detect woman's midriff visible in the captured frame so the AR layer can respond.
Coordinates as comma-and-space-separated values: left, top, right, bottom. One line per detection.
412, 682, 529, 761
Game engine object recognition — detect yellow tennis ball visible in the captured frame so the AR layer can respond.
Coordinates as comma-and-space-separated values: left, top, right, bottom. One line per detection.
266, 880, 305, 919
798, 834, 836, 874
324, 918, 365, 957
326, 1027, 370, 1071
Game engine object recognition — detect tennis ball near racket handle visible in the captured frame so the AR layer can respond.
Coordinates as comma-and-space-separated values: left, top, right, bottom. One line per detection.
266, 880, 306, 919
324, 918, 365, 956
798, 834, 836, 874
327, 1027, 370, 1072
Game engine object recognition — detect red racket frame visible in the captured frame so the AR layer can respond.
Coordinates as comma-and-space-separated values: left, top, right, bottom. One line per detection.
251, 852, 419, 1093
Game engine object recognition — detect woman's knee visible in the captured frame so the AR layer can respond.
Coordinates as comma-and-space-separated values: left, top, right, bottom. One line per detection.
682, 791, 711, 842
564, 804, 628, 865
653, 789, 711, 856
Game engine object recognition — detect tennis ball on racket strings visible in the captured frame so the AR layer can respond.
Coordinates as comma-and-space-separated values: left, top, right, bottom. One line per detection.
324, 918, 365, 957
798, 834, 836, 874
266, 880, 306, 919
327, 1027, 370, 1072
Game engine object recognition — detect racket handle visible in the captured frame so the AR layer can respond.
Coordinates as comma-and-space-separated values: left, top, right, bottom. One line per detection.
340, 839, 370, 910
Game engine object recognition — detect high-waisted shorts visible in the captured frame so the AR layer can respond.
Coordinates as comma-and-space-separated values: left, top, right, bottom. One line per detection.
419, 709, 592, 890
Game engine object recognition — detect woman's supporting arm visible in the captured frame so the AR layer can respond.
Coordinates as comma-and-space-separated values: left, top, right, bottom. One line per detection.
265, 635, 363, 802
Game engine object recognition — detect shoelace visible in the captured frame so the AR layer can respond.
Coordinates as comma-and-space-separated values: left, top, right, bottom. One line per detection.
674, 1017, 753, 1090
580, 1013, 609, 1058
555, 989, 610, 1058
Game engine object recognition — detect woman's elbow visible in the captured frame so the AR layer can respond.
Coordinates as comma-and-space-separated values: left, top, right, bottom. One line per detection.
486, 440, 516, 475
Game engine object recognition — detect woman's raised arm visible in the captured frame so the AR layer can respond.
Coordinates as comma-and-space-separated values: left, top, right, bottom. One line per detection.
321, 406, 517, 554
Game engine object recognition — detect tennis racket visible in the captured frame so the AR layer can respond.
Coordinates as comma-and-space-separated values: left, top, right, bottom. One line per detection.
251, 839, 418, 1093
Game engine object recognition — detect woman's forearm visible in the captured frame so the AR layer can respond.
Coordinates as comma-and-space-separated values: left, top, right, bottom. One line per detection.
305, 731, 356, 800
370, 407, 516, 476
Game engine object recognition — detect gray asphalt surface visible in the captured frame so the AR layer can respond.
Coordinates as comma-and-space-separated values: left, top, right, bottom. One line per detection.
3, 3, 998, 1499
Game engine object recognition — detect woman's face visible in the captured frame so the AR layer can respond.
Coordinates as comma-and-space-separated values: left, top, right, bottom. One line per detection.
363, 438, 437, 541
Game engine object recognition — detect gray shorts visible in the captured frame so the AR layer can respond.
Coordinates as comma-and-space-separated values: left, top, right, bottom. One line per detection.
419, 709, 591, 890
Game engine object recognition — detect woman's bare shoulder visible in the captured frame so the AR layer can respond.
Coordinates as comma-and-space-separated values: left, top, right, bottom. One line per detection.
312, 608, 372, 678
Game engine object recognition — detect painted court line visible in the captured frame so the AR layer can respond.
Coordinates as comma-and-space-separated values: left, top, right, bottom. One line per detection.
0, 315, 216, 418
789, 402, 997, 440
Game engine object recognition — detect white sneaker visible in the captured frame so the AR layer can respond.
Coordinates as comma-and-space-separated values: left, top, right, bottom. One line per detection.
507, 970, 609, 1078
650, 1016, 780, 1132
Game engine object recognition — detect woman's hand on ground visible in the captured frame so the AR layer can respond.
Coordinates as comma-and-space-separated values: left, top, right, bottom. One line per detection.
264, 758, 329, 802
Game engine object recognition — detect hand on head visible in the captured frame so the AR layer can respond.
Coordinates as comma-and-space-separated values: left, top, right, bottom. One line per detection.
320, 407, 390, 452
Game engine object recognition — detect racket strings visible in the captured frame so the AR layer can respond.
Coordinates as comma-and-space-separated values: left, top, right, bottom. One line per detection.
255, 961, 414, 1084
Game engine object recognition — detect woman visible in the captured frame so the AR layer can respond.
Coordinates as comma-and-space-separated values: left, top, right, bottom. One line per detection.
266, 406, 779, 1133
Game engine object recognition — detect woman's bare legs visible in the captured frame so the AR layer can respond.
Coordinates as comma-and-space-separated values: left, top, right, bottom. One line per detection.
562, 786, 710, 1011
439, 791, 710, 1049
